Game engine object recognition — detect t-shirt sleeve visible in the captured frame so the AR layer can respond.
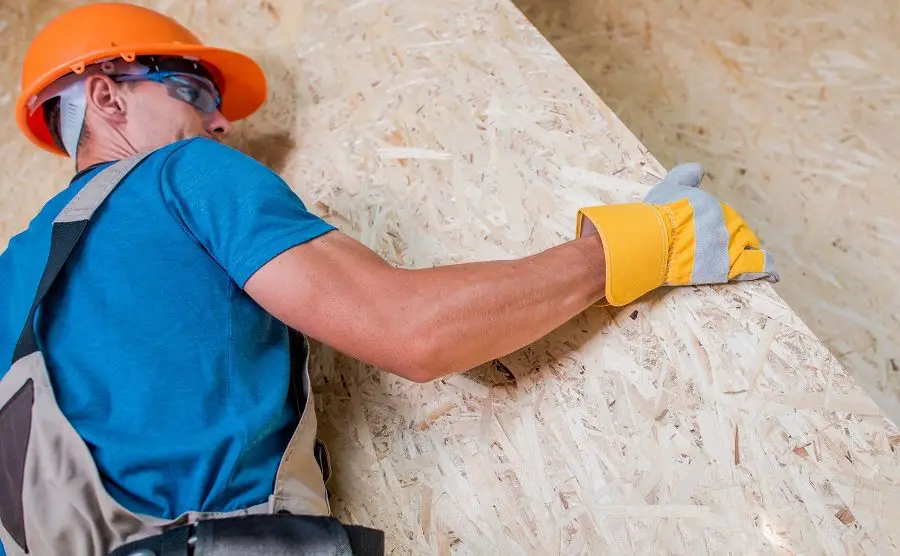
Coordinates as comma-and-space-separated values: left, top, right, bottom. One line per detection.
160, 138, 336, 287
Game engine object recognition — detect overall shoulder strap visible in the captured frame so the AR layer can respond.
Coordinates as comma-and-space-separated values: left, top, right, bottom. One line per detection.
11, 153, 151, 364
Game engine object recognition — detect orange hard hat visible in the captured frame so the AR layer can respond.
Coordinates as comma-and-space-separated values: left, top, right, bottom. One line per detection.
16, 2, 267, 156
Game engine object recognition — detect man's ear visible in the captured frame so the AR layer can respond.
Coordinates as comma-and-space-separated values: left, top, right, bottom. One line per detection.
83, 74, 127, 123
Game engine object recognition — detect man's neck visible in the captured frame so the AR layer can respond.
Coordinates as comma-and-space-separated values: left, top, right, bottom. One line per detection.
75, 134, 140, 172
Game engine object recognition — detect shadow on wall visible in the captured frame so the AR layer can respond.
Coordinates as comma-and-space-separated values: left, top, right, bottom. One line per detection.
226, 50, 302, 174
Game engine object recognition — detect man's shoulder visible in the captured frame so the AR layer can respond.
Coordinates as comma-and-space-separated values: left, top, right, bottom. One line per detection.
160, 137, 273, 174
156, 137, 287, 202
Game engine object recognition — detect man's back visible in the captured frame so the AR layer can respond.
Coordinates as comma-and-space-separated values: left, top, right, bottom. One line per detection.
0, 138, 334, 519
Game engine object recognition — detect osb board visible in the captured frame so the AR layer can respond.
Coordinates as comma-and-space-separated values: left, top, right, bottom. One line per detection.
513, 0, 900, 425
1, 0, 898, 554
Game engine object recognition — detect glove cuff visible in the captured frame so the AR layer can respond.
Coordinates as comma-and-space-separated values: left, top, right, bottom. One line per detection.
577, 203, 671, 307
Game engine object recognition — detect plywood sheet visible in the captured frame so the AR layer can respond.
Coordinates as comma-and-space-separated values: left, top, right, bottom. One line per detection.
514, 0, 900, 424
1, 0, 898, 554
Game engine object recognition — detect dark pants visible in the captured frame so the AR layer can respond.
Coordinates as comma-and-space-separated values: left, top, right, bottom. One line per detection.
108, 514, 384, 556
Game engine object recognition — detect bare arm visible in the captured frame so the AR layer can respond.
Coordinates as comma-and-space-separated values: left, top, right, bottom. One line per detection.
244, 231, 605, 382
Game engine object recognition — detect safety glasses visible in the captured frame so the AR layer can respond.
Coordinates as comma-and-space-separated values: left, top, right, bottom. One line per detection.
114, 71, 222, 114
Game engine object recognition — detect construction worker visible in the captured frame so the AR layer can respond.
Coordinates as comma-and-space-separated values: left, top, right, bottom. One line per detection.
0, 3, 778, 556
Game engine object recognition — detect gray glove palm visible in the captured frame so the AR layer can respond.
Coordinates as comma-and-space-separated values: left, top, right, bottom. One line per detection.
644, 163, 779, 285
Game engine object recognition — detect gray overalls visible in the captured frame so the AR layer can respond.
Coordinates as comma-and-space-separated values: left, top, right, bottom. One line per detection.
0, 155, 382, 555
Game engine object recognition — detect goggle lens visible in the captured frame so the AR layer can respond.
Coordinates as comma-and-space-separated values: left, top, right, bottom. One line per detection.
160, 74, 221, 114
115, 71, 222, 114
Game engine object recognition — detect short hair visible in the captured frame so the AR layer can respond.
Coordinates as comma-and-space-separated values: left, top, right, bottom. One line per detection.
42, 96, 68, 152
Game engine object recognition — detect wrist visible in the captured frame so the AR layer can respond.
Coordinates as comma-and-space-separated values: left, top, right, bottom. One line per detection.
576, 203, 670, 306
572, 234, 606, 303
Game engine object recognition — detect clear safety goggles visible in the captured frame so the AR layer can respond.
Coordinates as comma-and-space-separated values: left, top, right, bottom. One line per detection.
28, 57, 223, 157
113, 71, 222, 114
27, 58, 222, 117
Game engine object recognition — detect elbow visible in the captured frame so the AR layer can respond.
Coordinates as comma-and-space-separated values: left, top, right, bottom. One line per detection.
394, 344, 449, 383
376, 273, 458, 382
401, 366, 439, 384
391, 324, 454, 383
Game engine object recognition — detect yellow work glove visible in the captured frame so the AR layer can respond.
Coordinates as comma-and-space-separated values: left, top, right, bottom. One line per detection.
577, 163, 779, 307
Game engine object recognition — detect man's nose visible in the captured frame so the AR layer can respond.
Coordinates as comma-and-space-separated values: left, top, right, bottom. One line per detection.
205, 109, 233, 139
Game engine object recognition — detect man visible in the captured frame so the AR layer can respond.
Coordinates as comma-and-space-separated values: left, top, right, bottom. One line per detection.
0, 3, 777, 555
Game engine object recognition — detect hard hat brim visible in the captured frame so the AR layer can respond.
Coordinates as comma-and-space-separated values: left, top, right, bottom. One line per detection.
16, 44, 267, 156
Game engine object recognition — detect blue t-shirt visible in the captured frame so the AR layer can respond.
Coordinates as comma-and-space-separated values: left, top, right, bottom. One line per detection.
0, 138, 335, 520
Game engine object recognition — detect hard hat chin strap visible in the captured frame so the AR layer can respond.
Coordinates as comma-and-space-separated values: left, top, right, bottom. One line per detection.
57, 79, 87, 159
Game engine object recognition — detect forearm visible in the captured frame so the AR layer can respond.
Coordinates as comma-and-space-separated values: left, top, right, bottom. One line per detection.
400, 235, 605, 379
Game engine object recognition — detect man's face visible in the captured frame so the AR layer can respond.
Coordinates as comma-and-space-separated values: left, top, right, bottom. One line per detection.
120, 79, 233, 151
